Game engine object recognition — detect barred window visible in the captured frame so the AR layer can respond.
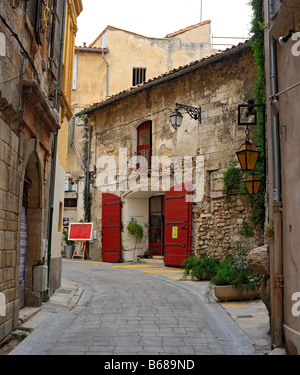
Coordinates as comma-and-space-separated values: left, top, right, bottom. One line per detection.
133, 68, 146, 86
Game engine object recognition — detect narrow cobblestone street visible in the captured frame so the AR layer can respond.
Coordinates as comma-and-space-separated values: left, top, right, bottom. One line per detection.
9, 260, 269, 357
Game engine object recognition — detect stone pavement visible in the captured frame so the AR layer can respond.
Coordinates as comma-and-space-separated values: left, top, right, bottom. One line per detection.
9, 259, 274, 356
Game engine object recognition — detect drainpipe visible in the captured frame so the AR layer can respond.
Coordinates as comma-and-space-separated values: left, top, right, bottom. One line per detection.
266, 0, 283, 348
86, 125, 92, 206
102, 51, 109, 97
71, 114, 92, 222
270, 38, 283, 349
71, 114, 86, 171
47, 0, 67, 293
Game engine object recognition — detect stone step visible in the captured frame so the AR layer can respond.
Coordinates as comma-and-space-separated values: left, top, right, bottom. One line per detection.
140, 257, 164, 265
18, 306, 41, 324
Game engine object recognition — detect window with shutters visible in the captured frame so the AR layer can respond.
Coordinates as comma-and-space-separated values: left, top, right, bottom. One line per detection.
48, 0, 62, 81
25, 0, 45, 45
137, 121, 151, 170
133, 68, 146, 86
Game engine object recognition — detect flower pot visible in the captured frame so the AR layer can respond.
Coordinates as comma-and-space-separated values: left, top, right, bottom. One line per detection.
64, 245, 74, 259
214, 284, 260, 302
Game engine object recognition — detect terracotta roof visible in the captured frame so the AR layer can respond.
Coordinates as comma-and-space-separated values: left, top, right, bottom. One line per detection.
86, 21, 213, 49
165, 20, 211, 38
75, 45, 103, 50
75, 45, 108, 52
79, 41, 250, 116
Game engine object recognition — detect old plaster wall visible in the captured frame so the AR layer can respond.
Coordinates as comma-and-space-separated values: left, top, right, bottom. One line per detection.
87, 44, 263, 261
99, 23, 213, 92
74, 22, 212, 106
270, 5, 300, 354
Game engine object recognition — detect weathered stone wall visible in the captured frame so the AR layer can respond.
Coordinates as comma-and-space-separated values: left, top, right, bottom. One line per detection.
0, 0, 69, 343
192, 194, 264, 259
0, 118, 20, 343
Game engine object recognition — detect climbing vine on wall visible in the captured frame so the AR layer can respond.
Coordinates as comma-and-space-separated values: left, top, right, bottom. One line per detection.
83, 188, 92, 222
247, 0, 266, 228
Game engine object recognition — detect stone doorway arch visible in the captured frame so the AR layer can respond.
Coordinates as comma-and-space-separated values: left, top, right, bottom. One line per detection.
19, 148, 44, 308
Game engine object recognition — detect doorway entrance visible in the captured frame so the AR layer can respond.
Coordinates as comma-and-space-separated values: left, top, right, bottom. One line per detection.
149, 196, 164, 256
100, 182, 192, 266
19, 152, 43, 307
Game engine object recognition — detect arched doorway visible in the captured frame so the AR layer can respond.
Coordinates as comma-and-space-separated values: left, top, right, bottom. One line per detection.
19, 151, 43, 308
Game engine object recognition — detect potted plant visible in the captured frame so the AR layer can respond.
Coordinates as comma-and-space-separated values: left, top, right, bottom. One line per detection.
143, 249, 152, 259
206, 246, 262, 302
126, 219, 144, 261
182, 254, 220, 280
62, 231, 75, 259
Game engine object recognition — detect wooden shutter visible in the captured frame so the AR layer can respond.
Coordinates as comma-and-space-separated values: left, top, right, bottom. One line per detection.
102, 193, 122, 263
164, 182, 192, 266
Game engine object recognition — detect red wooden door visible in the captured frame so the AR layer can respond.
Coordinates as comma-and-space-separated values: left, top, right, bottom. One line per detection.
102, 193, 121, 263
164, 182, 192, 266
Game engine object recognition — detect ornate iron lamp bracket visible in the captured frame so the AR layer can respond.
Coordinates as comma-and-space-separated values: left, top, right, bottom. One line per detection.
176, 103, 202, 123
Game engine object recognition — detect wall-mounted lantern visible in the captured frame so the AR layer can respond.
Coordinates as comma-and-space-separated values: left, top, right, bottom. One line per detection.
236, 102, 265, 194
170, 103, 201, 130
236, 136, 260, 171
244, 174, 261, 195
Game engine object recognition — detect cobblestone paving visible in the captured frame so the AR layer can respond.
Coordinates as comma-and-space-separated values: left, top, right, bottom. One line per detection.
10, 261, 260, 356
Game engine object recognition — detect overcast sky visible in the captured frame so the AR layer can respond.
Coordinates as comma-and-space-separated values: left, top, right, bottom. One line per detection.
75, 0, 253, 48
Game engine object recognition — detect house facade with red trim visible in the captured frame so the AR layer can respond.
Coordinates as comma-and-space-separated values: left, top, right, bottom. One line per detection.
80, 42, 263, 266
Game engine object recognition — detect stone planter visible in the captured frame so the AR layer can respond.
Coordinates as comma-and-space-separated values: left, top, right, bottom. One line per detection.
214, 284, 260, 302
64, 245, 74, 259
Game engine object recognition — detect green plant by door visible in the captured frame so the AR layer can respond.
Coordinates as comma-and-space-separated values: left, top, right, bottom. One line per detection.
127, 219, 144, 239
126, 219, 144, 261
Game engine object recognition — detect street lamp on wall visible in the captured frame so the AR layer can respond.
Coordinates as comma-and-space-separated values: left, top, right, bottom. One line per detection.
244, 174, 261, 195
236, 128, 260, 171
236, 103, 265, 194
170, 103, 201, 130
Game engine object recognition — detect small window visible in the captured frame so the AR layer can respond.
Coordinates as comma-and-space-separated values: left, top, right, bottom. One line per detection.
72, 55, 77, 90
133, 68, 146, 86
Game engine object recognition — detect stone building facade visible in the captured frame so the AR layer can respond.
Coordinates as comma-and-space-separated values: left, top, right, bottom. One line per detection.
0, 0, 81, 344
65, 21, 214, 227
50, 0, 82, 294
79, 42, 263, 265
